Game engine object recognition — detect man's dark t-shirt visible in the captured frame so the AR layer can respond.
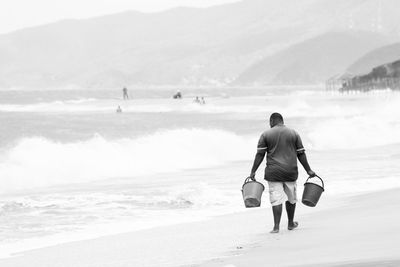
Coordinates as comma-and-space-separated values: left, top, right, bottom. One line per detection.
257, 125, 305, 182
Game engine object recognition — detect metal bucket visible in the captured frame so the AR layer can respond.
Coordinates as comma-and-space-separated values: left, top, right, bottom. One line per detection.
242, 177, 265, 208
302, 175, 325, 207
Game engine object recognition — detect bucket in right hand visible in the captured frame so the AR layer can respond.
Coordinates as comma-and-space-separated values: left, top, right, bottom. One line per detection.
302, 175, 324, 207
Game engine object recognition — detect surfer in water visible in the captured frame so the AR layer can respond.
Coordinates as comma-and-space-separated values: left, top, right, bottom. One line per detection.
173, 90, 182, 99
123, 87, 129, 100
249, 112, 316, 233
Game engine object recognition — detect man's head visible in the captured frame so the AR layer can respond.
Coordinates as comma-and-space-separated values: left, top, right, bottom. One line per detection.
269, 113, 284, 128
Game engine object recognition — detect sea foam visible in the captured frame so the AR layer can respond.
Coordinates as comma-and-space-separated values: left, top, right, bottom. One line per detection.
0, 129, 255, 193
307, 94, 400, 150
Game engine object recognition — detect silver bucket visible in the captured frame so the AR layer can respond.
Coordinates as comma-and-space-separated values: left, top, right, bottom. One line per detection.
242, 177, 265, 208
302, 175, 325, 207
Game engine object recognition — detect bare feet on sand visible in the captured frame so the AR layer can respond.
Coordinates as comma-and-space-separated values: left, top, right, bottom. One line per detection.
270, 227, 279, 234
288, 222, 298, 230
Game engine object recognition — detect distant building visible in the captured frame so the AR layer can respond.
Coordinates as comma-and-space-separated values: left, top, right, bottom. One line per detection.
325, 73, 355, 91
326, 59, 400, 92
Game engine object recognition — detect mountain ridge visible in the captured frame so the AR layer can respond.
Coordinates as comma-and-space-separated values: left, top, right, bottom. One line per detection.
347, 42, 400, 75
235, 31, 392, 85
1, 0, 400, 89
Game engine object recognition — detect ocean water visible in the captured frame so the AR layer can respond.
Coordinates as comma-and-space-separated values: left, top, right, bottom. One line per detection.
0, 88, 399, 257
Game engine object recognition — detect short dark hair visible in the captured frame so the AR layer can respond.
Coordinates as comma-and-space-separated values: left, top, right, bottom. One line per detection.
270, 112, 284, 125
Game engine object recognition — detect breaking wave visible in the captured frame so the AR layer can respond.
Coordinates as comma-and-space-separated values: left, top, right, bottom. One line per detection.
306, 94, 400, 150
0, 129, 255, 193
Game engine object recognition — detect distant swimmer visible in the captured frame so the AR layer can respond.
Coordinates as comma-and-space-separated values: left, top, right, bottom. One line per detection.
173, 90, 182, 99
193, 96, 200, 104
249, 113, 317, 234
123, 87, 129, 100
116, 105, 122, 113
200, 97, 206, 105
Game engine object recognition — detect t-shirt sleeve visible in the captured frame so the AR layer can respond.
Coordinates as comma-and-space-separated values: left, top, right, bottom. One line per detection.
257, 133, 268, 152
294, 131, 305, 154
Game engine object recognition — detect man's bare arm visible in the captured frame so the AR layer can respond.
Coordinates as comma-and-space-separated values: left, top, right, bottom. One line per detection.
297, 152, 316, 177
250, 150, 266, 179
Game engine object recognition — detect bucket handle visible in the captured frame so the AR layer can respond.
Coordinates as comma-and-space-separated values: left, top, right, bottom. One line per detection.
306, 175, 324, 189
243, 176, 255, 184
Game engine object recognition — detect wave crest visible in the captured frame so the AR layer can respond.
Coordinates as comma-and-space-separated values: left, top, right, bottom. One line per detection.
0, 129, 254, 193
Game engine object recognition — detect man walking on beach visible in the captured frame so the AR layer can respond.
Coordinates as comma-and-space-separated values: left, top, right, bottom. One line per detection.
250, 113, 316, 233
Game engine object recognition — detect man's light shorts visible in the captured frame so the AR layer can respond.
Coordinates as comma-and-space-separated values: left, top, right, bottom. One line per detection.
267, 181, 297, 206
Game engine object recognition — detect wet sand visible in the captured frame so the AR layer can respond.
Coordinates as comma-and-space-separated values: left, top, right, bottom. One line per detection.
1, 189, 399, 267
201, 189, 400, 267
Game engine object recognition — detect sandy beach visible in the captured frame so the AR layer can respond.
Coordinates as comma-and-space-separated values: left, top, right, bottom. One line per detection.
0, 188, 398, 267
1, 90, 399, 267
2, 0, 400, 265
202, 189, 400, 267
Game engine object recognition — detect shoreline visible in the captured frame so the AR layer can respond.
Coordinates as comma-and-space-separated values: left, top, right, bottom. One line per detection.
1, 188, 398, 267
201, 188, 400, 267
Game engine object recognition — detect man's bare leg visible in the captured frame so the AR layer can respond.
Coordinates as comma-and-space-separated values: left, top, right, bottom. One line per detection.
271, 204, 282, 233
286, 201, 298, 230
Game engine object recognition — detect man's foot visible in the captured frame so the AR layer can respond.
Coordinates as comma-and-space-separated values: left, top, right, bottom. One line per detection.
288, 221, 298, 230
270, 227, 279, 234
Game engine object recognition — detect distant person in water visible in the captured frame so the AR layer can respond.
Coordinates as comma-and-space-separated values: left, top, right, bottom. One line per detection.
200, 97, 206, 105
249, 112, 316, 233
173, 90, 182, 99
123, 87, 129, 100
116, 105, 122, 113
193, 96, 200, 104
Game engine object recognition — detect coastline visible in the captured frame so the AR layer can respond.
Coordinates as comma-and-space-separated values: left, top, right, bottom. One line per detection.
201, 189, 400, 267
1, 188, 399, 267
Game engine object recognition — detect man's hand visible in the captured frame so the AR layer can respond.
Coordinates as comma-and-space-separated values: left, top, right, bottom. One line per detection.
249, 173, 256, 181
307, 170, 316, 177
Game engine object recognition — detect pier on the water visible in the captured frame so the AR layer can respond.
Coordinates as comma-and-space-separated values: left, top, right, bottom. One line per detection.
326, 59, 400, 92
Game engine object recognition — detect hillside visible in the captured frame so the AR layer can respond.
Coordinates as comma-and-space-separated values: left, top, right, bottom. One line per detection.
1, 0, 400, 89
347, 42, 400, 75
235, 31, 390, 85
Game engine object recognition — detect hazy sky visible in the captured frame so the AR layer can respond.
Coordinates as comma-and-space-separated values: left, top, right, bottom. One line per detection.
0, 0, 239, 34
